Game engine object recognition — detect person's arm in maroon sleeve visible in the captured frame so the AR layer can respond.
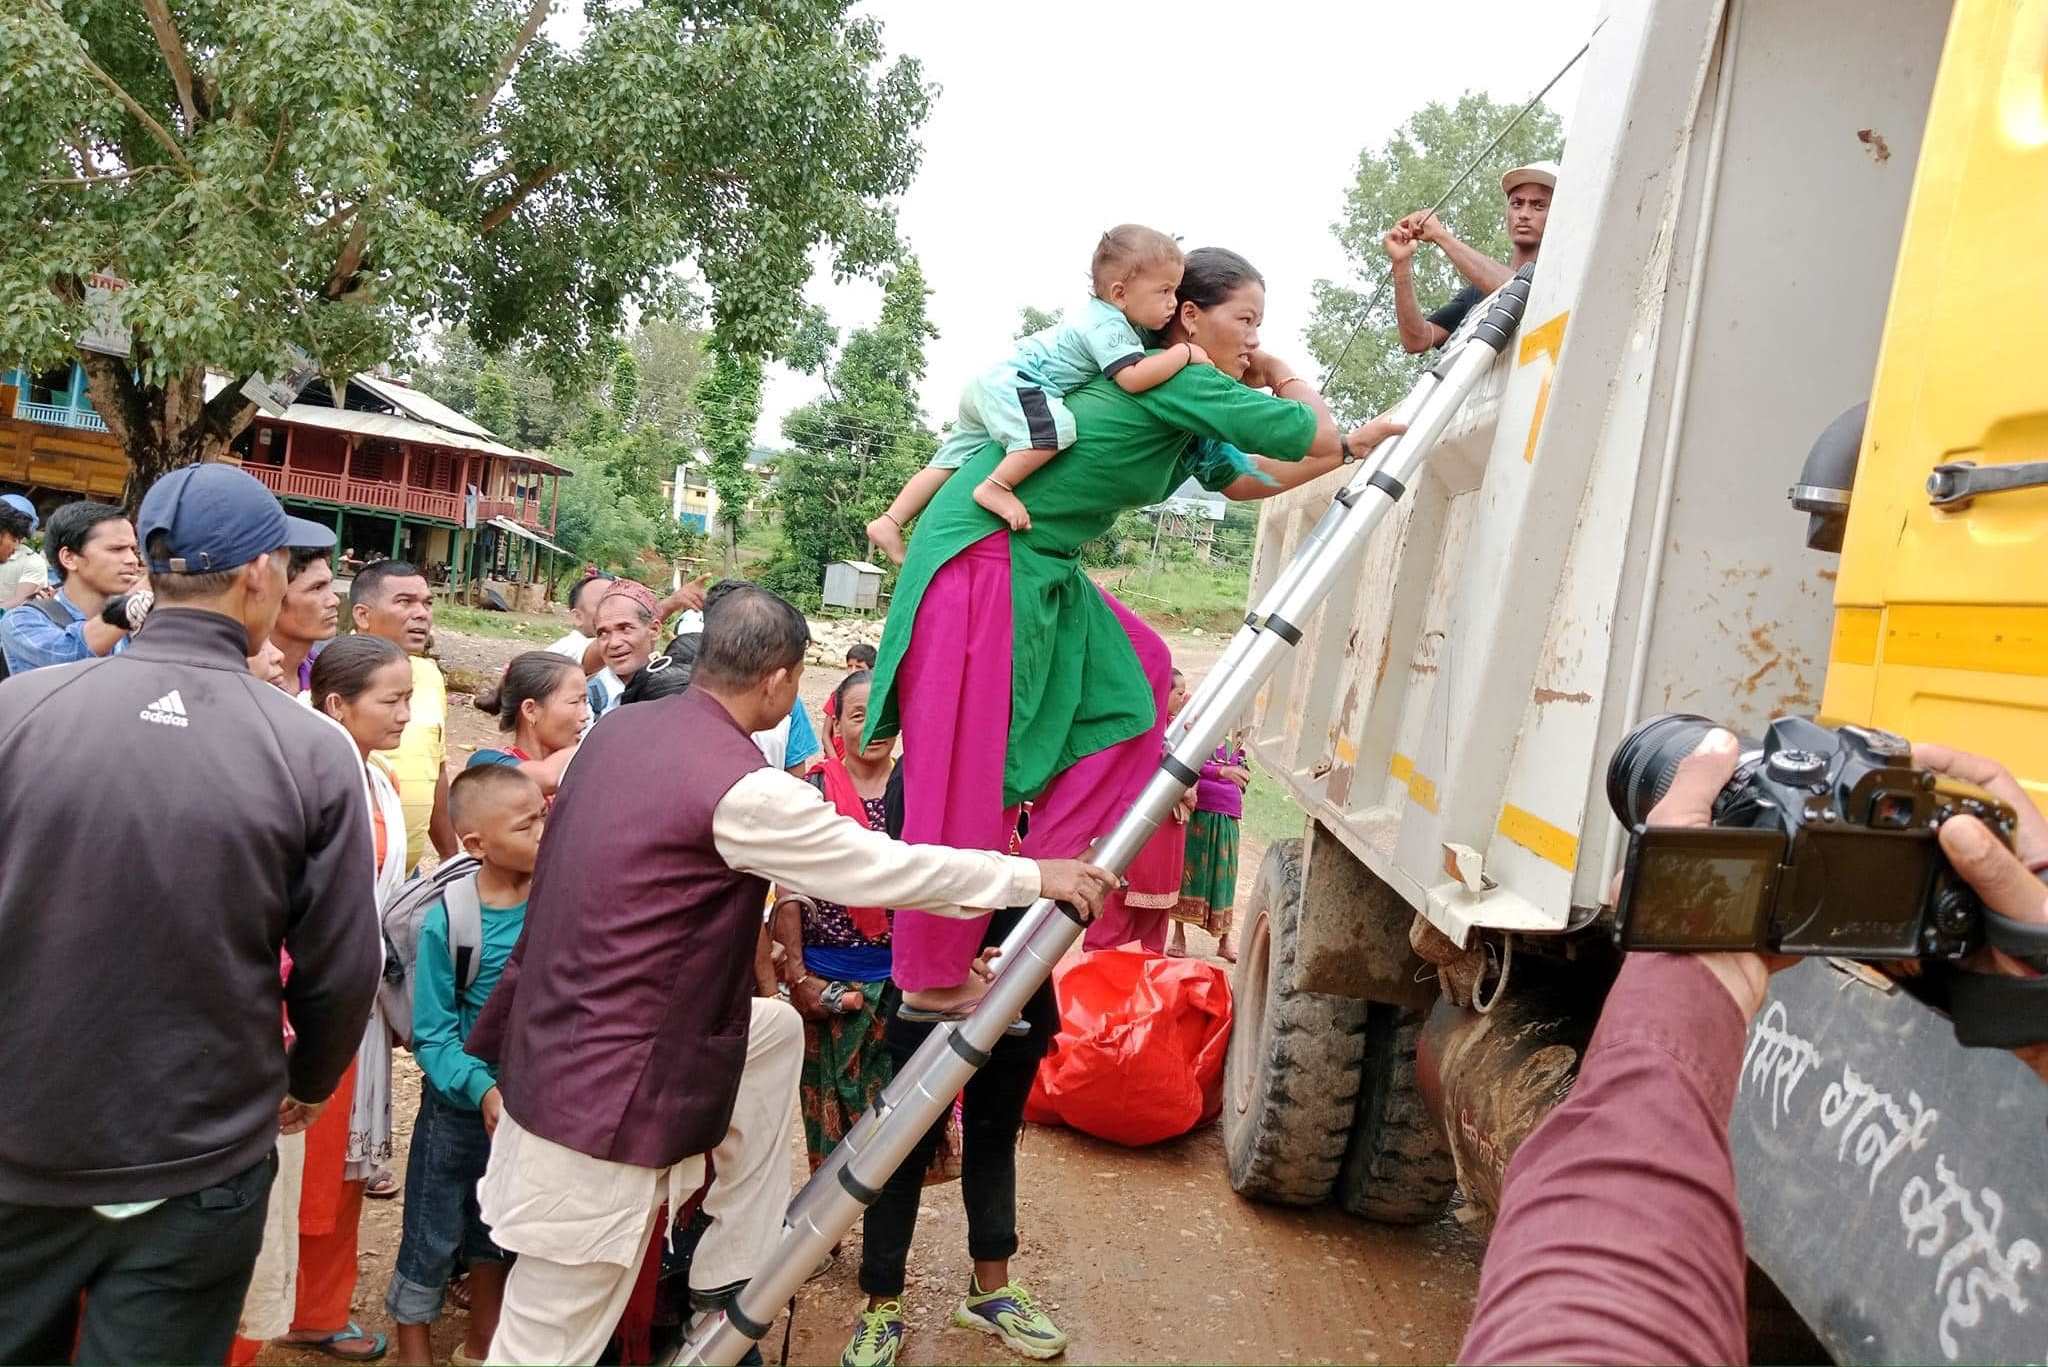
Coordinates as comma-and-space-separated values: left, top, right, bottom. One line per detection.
1461, 729, 1779, 1367
1459, 952, 1752, 1366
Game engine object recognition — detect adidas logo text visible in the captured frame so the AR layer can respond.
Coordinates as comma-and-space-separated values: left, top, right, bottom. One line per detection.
140, 689, 189, 728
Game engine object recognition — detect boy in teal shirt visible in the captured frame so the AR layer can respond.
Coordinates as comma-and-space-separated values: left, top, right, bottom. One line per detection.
386, 766, 546, 1366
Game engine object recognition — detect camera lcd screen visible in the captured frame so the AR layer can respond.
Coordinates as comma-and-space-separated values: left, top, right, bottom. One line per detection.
1618, 828, 1784, 951
1775, 825, 1938, 957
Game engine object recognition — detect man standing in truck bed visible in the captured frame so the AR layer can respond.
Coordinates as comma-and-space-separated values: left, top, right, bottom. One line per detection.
1387, 160, 1556, 352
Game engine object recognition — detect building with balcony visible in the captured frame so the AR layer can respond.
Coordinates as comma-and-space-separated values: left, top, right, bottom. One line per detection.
2, 361, 570, 588
0, 364, 129, 503
235, 372, 569, 587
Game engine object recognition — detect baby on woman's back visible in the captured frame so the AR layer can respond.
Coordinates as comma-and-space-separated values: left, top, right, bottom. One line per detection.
866, 224, 1211, 562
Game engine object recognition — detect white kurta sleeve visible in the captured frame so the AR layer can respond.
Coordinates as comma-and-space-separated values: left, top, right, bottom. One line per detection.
711, 768, 1038, 916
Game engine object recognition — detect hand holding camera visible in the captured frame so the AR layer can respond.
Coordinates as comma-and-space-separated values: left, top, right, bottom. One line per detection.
1608, 716, 2048, 1054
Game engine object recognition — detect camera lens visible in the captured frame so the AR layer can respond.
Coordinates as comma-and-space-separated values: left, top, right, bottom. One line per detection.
1607, 713, 1721, 829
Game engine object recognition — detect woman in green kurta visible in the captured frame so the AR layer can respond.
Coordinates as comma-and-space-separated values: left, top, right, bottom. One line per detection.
867, 247, 1402, 1012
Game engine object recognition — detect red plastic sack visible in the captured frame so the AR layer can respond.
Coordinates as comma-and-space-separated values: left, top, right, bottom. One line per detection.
1024, 949, 1233, 1146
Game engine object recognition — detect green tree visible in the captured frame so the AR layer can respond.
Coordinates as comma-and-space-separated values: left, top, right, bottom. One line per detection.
607, 349, 640, 431
766, 258, 938, 599
0, 0, 934, 507
695, 337, 764, 568
631, 317, 710, 442
781, 305, 839, 387
1307, 92, 1563, 420
550, 444, 662, 581
1014, 305, 1062, 340
472, 363, 517, 438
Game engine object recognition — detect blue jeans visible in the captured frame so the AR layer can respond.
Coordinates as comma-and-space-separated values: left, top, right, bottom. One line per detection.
385, 1089, 505, 1325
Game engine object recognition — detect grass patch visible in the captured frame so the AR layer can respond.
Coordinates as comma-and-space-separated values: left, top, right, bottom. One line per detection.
1093, 559, 1250, 635
1239, 773, 1305, 847
434, 602, 568, 644
736, 518, 784, 573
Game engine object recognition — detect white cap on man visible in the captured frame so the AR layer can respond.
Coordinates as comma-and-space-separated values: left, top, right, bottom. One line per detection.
1499, 160, 1556, 194
1501, 160, 1560, 195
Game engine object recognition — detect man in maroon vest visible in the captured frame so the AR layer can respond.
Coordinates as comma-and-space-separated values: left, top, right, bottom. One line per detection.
469, 582, 1115, 1364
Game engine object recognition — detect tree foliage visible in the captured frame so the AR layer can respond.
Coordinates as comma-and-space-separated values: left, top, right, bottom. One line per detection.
1014, 305, 1062, 340
1307, 93, 1563, 420
695, 334, 763, 568
549, 443, 664, 584
0, 0, 934, 504
471, 363, 516, 437
766, 257, 937, 599
629, 317, 709, 443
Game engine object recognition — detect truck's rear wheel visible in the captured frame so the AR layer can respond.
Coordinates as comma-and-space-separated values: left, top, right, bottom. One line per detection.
1336, 1005, 1457, 1223
1222, 839, 1371, 1205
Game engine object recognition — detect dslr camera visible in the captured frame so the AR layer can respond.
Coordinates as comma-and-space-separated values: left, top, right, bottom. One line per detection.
1607, 714, 2015, 960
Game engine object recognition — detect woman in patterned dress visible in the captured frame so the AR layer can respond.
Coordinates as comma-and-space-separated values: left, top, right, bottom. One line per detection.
768, 670, 903, 1169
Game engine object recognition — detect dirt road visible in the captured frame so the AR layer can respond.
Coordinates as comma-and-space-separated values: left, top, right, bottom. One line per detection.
259, 622, 1483, 1366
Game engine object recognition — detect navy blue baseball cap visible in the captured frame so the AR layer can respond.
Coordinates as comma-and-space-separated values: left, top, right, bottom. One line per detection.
137, 465, 335, 574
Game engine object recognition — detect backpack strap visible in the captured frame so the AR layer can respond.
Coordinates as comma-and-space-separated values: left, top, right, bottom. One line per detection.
443, 872, 484, 993
30, 596, 72, 628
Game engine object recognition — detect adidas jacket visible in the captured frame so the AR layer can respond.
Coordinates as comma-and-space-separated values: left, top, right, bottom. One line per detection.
0, 608, 381, 1206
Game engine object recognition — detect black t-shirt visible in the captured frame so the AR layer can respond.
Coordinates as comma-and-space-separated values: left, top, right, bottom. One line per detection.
1426, 284, 1485, 348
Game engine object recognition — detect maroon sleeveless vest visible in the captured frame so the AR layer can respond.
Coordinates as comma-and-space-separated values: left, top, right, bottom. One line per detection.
467, 686, 771, 1167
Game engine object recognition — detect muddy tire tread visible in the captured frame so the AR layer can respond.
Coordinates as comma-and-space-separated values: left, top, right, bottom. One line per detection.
1224, 839, 1372, 1206
1338, 1007, 1457, 1224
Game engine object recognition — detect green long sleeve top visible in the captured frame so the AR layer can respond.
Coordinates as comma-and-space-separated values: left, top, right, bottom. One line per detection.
867, 363, 1319, 806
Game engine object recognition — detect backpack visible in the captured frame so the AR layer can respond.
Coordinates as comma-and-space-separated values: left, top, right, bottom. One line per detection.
379, 854, 485, 1050
0, 595, 76, 682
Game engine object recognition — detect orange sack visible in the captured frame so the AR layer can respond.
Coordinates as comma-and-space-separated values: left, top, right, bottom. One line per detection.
1024, 949, 1232, 1146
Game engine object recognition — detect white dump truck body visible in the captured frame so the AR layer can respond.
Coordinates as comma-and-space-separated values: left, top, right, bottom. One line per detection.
1247, 0, 1950, 945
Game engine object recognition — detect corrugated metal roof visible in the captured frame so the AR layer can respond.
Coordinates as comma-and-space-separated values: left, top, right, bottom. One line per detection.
268, 404, 524, 461
354, 373, 497, 442
488, 515, 568, 556
265, 403, 570, 474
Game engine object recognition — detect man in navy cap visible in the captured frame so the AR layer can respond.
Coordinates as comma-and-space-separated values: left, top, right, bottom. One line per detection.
0, 465, 383, 1365
0, 493, 48, 612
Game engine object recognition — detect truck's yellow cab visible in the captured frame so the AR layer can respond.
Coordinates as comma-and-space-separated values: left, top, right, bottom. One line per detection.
1824, 0, 2048, 812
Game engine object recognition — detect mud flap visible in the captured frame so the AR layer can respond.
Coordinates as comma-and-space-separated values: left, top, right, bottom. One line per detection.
1730, 959, 2047, 1365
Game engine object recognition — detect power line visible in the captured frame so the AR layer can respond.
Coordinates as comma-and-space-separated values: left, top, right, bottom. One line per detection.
1317, 24, 1600, 388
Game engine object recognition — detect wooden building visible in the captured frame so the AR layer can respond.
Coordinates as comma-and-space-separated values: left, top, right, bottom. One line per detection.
236, 372, 569, 587
0, 363, 568, 587
0, 364, 129, 503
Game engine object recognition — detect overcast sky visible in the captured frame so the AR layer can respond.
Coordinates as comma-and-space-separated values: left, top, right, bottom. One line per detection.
747, 0, 1602, 446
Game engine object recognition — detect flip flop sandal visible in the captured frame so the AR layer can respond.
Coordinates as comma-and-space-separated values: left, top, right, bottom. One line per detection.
362, 1169, 400, 1200
288, 1321, 388, 1362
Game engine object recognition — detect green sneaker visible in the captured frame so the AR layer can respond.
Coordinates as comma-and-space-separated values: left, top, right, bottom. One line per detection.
841, 1300, 906, 1367
953, 1278, 1068, 1360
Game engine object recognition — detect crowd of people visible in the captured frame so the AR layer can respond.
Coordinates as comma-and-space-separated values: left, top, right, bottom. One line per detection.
0, 209, 1405, 1367
7, 159, 2035, 1367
